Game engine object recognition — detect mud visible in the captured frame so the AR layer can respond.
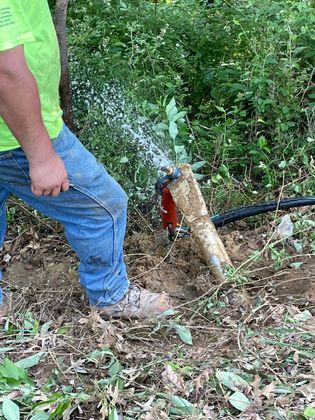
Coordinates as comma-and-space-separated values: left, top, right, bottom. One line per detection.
126, 226, 315, 306
3, 223, 315, 320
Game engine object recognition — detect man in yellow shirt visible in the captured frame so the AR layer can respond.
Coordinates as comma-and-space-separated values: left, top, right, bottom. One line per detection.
0, 1, 170, 319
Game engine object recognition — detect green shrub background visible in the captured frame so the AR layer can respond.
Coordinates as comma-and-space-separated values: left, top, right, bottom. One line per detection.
61, 0, 315, 207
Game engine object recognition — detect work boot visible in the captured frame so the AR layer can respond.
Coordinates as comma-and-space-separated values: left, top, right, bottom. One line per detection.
98, 285, 172, 320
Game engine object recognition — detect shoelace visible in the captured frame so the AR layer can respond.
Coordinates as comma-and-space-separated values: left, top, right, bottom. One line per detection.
125, 286, 142, 310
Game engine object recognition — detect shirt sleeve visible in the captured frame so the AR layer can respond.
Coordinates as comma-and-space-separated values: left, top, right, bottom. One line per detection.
0, 1, 35, 52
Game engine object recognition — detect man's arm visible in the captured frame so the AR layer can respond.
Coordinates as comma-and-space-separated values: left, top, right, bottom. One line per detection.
0, 45, 69, 197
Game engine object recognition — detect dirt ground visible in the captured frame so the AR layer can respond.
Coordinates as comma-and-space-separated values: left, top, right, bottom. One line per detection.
3, 225, 315, 317
1, 216, 314, 418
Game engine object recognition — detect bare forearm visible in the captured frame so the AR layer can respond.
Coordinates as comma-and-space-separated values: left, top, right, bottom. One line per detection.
0, 45, 68, 197
0, 68, 54, 163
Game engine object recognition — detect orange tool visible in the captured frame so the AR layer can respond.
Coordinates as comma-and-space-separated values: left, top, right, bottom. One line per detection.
161, 186, 177, 234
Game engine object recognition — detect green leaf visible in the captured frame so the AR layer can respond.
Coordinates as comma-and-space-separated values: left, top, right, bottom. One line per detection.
30, 414, 50, 420
0, 359, 20, 381
228, 391, 251, 412
16, 352, 46, 369
170, 395, 194, 415
1, 359, 31, 383
158, 309, 178, 317
169, 121, 178, 140
0, 347, 15, 354
293, 310, 312, 322
166, 97, 178, 121
171, 111, 186, 122
218, 164, 230, 178
154, 122, 168, 131
308, 93, 315, 99
293, 240, 303, 252
216, 371, 249, 391
170, 322, 192, 345
108, 358, 123, 377
194, 173, 205, 180
304, 406, 315, 418
119, 156, 129, 164
290, 262, 303, 269
174, 145, 190, 164
191, 160, 207, 171
108, 407, 119, 420
2, 399, 20, 420
111, 41, 127, 48
215, 105, 225, 113
51, 400, 71, 416
40, 322, 51, 334
87, 348, 114, 364
56, 325, 71, 334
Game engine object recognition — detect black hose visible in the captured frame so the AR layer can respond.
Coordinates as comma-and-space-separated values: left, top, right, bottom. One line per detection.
211, 196, 315, 228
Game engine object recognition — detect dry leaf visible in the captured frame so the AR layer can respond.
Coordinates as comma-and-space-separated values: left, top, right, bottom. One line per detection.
250, 375, 261, 397
0, 390, 21, 402
142, 395, 155, 411
261, 382, 275, 399
275, 396, 290, 408
202, 404, 217, 419
299, 382, 315, 402
108, 383, 120, 406
161, 364, 185, 392
140, 407, 169, 420
194, 369, 210, 395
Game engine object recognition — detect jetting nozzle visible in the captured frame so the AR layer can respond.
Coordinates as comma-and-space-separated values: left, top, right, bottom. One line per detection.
155, 166, 181, 195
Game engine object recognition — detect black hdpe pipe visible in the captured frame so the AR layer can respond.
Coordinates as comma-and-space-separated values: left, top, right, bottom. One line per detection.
211, 196, 315, 228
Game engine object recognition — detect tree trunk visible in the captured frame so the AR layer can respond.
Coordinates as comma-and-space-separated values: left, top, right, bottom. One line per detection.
54, 0, 74, 130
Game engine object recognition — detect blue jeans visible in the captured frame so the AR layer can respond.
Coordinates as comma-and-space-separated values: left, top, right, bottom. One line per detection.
0, 125, 129, 306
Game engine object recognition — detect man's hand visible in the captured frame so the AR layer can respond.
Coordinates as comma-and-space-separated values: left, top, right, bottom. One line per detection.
29, 152, 69, 197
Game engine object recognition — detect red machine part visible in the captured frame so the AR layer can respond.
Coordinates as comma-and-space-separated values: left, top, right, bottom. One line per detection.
161, 186, 177, 231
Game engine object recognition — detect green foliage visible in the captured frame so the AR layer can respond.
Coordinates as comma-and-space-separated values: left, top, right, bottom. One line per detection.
66, 0, 315, 204
304, 406, 315, 418
2, 399, 20, 420
155, 310, 193, 344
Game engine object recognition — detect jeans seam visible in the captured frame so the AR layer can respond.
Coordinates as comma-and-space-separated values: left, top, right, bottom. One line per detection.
91, 280, 130, 307
10, 156, 31, 183
70, 184, 118, 267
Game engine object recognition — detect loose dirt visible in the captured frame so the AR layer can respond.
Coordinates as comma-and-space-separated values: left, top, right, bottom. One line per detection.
3, 222, 315, 318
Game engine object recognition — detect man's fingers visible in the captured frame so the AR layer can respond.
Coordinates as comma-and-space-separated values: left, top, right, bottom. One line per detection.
31, 184, 43, 196
32, 181, 68, 197
61, 178, 70, 192
50, 186, 61, 197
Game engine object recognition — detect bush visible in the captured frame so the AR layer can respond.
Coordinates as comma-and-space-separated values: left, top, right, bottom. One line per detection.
66, 0, 315, 203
